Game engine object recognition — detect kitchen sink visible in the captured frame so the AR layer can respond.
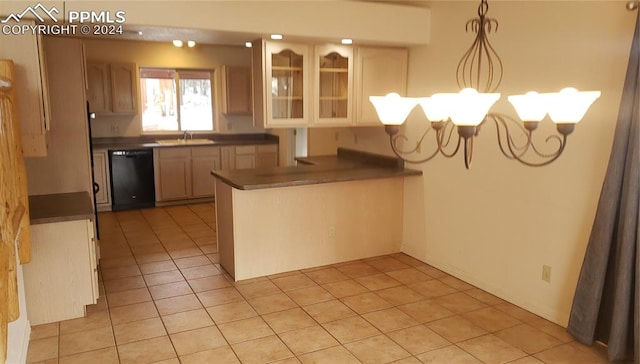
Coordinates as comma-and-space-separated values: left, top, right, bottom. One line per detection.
156, 138, 215, 146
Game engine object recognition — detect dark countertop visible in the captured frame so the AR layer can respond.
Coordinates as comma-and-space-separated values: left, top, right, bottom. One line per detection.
211, 148, 422, 190
92, 133, 278, 151
29, 192, 94, 225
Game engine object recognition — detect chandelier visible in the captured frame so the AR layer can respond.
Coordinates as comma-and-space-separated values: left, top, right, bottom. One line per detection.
369, 0, 601, 168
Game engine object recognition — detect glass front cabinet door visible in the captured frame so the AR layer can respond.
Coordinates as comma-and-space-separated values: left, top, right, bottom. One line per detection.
263, 41, 310, 127
313, 45, 353, 126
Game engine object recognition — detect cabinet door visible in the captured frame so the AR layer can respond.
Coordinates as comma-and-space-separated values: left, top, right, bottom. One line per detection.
157, 148, 192, 201
192, 147, 221, 198
257, 144, 278, 168
86, 62, 110, 114
235, 155, 256, 170
313, 45, 353, 126
264, 41, 310, 127
110, 63, 137, 114
354, 47, 408, 126
257, 153, 278, 168
234, 145, 257, 170
222, 66, 252, 115
23, 220, 96, 325
0, 19, 49, 156
220, 146, 235, 171
92, 150, 110, 205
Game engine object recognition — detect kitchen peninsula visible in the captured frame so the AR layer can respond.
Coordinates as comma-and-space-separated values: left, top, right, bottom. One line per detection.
212, 148, 422, 280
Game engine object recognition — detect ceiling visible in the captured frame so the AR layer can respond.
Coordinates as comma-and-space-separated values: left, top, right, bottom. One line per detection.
90, 24, 261, 47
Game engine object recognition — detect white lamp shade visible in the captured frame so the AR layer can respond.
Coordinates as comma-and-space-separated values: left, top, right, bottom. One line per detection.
418, 94, 456, 121
546, 87, 601, 123
449, 88, 500, 126
369, 93, 418, 125
507, 91, 548, 122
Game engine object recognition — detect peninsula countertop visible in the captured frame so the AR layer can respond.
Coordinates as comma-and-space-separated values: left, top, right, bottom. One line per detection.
211, 148, 422, 190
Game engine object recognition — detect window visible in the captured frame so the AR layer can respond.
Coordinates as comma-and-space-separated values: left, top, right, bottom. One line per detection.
139, 68, 214, 132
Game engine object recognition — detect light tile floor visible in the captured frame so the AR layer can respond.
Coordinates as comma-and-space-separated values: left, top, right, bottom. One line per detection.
26, 203, 612, 364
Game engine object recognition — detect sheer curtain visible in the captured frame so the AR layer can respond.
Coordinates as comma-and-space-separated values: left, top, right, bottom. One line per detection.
567, 8, 639, 363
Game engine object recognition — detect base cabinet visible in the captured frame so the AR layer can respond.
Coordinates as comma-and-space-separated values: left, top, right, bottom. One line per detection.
155, 144, 278, 203
257, 145, 279, 168
155, 146, 220, 202
23, 219, 98, 325
155, 148, 193, 201
192, 147, 221, 197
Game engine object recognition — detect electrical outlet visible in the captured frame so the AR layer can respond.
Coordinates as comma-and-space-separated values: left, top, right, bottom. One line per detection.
110, 124, 119, 133
542, 265, 552, 283
328, 225, 336, 238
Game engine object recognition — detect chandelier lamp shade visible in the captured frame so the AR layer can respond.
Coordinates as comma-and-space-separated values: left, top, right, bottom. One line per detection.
369, 0, 601, 168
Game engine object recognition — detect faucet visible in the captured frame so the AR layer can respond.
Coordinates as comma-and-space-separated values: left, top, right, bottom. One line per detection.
183, 130, 192, 140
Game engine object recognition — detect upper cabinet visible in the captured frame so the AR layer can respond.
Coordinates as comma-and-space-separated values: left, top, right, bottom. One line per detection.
252, 40, 310, 128
0, 19, 51, 157
86, 61, 137, 115
354, 47, 408, 126
313, 45, 353, 127
221, 65, 252, 115
251, 40, 407, 129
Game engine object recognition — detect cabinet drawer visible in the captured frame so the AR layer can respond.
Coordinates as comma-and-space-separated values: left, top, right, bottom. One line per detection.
158, 147, 191, 158
235, 145, 256, 155
257, 144, 278, 153
191, 146, 220, 157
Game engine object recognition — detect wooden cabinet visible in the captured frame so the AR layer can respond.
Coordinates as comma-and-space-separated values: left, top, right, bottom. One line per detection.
313, 45, 353, 126
234, 145, 257, 170
86, 63, 110, 113
155, 148, 192, 201
251, 40, 407, 128
253, 40, 310, 128
23, 219, 98, 325
92, 149, 112, 211
220, 146, 235, 171
219, 144, 278, 170
155, 146, 221, 202
257, 145, 279, 168
192, 147, 221, 197
354, 47, 408, 126
86, 61, 137, 115
156, 143, 278, 202
0, 19, 51, 157
221, 66, 252, 115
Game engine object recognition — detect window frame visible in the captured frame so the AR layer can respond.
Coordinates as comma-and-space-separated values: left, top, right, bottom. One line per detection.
139, 67, 216, 135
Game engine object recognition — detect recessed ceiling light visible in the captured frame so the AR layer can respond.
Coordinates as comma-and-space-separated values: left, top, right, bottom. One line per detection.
341, 38, 353, 45
245, 42, 253, 48
270, 34, 283, 40
187, 40, 196, 48
172, 40, 183, 47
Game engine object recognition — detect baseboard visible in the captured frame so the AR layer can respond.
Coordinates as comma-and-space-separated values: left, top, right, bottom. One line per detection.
155, 197, 214, 207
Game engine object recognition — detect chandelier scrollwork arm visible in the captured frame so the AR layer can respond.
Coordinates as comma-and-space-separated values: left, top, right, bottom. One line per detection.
490, 113, 569, 167
387, 125, 441, 164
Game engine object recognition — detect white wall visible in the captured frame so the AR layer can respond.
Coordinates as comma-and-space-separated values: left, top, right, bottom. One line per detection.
401, 1, 635, 325
311, 1, 636, 326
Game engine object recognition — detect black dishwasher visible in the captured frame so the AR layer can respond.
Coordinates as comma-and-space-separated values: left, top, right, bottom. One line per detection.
109, 149, 156, 211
